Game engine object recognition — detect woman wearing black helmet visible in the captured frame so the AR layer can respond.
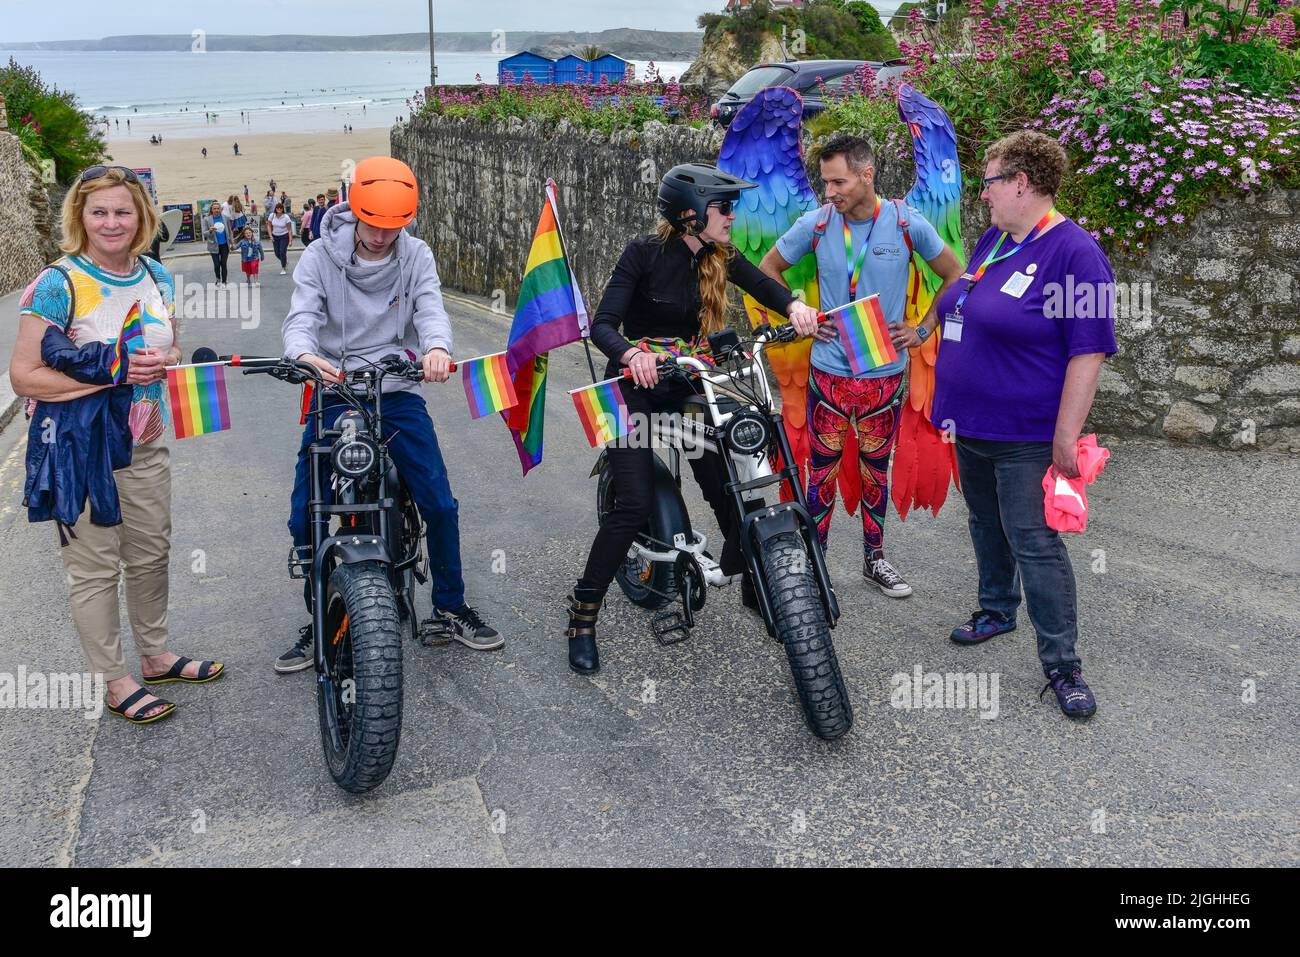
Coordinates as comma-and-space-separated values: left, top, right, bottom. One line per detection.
565, 163, 823, 674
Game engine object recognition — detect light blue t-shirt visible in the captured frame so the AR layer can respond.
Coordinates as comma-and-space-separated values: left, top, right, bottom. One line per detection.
775, 201, 945, 378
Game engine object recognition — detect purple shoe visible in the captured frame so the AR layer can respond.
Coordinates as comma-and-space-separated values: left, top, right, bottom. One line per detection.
949, 609, 1016, 646
1041, 666, 1097, 720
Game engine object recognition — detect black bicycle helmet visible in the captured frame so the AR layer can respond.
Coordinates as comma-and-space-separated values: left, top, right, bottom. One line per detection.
657, 163, 756, 235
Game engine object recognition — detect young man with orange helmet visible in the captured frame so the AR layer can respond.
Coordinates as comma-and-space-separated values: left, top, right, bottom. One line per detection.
275, 156, 501, 673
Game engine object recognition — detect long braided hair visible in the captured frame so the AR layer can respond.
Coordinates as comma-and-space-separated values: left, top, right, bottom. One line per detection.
653, 220, 733, 337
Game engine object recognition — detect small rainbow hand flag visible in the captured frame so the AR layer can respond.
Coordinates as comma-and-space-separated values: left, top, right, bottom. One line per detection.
569, 375, 630, 448
461, 352, 519, 420
166, 364, 231, 439
110, 303, 146, 384
831, 294, 898, 375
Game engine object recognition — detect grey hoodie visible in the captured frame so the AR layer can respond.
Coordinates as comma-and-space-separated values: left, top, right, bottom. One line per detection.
282, 202, 453, 394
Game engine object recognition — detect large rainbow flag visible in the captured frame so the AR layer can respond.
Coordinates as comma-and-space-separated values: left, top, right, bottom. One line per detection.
110, 303, 146, 384
829, 294, 898, 376
461, 352, 519, 419
503, 178, 588, 474
166, 364, 231, 439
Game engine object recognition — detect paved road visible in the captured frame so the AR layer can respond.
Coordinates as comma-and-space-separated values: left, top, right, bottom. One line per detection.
0, 254, 1296, 866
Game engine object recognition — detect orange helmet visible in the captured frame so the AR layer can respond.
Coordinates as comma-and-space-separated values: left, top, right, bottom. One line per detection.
349, 156, 418, 229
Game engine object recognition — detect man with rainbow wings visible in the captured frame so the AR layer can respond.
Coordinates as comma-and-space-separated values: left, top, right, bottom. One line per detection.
723, 85, 965, 598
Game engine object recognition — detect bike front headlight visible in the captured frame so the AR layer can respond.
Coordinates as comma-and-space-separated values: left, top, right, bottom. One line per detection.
332, 436, 378, 479
723, 411, 770, 456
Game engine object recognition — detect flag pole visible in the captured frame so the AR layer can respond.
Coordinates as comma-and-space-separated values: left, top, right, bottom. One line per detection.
545, 177, 598, 385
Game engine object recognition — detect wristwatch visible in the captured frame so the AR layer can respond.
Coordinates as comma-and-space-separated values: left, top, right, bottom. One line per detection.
915, 324, 932, 343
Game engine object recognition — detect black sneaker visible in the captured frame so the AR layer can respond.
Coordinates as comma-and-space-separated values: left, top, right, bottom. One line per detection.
436, 604, 504, 651
275, 624, 314, 674
864, 554, 913, 598
1041, 666, 1097, 720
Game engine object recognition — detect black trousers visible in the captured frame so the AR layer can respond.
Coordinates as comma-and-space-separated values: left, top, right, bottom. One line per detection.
577, 376, 752, 598
211, 246, 229, 283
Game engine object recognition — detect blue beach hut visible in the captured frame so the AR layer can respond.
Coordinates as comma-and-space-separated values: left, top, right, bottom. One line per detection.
498, 52, 555, 85
554, 55, 590, 85
588, 54, 631, 83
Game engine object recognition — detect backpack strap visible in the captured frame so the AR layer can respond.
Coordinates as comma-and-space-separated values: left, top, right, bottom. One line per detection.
44, 263, 76, 325
893, 199, 914, 258
810, 203, 835, 252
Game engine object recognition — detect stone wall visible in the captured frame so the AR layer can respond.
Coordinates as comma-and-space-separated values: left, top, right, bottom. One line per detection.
393, 114, 724, 314
0, 95, 59, 297
394, 114, 1300, 451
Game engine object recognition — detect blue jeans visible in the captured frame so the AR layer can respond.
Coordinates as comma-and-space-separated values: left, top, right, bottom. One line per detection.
288, 390, 465, 612
955, 436, 1080, 674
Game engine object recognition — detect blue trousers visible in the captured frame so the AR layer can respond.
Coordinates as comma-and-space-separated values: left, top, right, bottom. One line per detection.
955, 436, 1081, 675
288, 390, 465, 611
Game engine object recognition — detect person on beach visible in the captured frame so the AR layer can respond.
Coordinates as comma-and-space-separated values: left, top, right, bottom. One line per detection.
203, 202, 232, 286
237, 226, 264, 286
233, 142, 240, 156
275, 156, 502, 672
10, 165, 225, 724
309, 194, 327, 244
227, 196, 248, 234
300, 201, 315, 245
201, 147, 207, 159
269, 202, 293, 273
280, 190, 291, 215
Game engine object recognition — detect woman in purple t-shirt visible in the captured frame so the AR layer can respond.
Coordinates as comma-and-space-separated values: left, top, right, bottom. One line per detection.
930, 131, 1118, 721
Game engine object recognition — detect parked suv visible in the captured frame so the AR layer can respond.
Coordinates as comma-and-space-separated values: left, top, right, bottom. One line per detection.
711, 59, 911, 127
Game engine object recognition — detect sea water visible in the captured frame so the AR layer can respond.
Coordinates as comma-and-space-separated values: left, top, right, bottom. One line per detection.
2, 50, 695, 137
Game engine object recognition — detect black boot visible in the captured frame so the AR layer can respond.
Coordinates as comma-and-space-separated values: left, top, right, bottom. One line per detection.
566, 590, 602, 674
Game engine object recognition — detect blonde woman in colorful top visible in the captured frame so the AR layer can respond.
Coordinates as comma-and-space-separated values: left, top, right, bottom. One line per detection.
10, 165, 226, 725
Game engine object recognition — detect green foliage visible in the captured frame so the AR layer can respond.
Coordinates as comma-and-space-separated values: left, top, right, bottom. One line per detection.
578, 46, 605, 61
813, 0, 1300, 251
0, 57, 105, 184
417, 79, 709, 135
701, 0, 899, 67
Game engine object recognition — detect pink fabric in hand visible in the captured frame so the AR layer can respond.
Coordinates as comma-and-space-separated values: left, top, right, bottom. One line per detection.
1043, 433, 1110, 533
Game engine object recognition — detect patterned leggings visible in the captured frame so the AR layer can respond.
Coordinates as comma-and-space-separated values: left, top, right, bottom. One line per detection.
806, 366, 905, 557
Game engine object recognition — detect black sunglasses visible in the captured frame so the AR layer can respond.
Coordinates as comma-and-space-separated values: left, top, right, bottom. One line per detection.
707, 199, 736, 216
79, 165, 140, 185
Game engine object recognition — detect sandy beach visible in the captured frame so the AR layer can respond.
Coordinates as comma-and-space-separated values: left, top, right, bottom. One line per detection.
106, 126, 393, 209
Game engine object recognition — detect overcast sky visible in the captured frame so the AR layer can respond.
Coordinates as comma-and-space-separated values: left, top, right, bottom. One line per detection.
1, 0, 903, 44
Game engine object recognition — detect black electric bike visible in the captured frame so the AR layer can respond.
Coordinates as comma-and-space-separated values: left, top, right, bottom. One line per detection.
592, 325, 853, 740
237, 351, 432, 792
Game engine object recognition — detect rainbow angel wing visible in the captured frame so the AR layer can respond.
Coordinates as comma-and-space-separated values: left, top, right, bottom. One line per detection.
893, 82, 965, 520
718, 87, 820, 485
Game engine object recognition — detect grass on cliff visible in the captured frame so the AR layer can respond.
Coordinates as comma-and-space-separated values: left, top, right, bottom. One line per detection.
1, 58, 105, 185
697, 0, 900, 64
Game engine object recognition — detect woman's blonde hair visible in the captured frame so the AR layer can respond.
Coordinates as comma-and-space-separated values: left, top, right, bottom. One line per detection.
60, 168, 160, 259
228, 196, 245, 214
653, 220, 733, 337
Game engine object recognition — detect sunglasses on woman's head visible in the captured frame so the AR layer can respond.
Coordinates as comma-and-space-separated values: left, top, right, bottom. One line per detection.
79, 165, 140, 185
707, 199, 736, 216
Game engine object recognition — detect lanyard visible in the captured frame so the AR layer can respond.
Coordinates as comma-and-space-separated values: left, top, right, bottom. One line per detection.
843, 196, 882, 300
954, 207, 1056, 315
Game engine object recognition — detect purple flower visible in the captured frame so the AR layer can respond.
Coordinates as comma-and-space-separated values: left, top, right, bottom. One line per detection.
1172, 213, 1185, 224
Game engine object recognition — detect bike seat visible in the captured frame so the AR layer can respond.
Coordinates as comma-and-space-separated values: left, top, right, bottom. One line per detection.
682, 394, 742, 418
